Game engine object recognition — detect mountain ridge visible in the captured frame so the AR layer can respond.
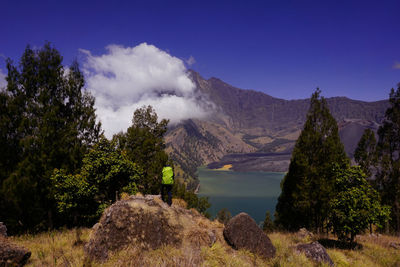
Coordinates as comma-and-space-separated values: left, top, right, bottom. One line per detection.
166, 70, 389, 187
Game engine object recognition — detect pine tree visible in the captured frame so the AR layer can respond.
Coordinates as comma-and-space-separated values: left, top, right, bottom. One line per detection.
216, 208, 232, 225
0, 43, 101, 233
376, 85, 400, 233
115, 105, 169, 194
275, 89, 349, 232
354, 129, 377, 178
263, 211, 274, 233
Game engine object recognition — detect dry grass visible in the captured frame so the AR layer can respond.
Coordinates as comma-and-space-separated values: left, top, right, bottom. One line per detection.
120, 192, 130, 200
9, 228, 90, 267
10, 228, 400, 267
172, 198, 188, 209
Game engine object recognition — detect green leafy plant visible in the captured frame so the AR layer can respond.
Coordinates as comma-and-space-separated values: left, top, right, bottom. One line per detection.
329, 165, 390, 244
51, 137, 142, 226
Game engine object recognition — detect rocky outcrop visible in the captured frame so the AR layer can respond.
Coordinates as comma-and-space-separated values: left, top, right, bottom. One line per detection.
296, 241, 333, 266
223, 212, 276, 259
0, 236, 31, 266
85, 195, 224, 262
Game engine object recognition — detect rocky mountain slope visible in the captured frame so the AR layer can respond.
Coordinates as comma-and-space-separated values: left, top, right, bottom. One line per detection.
165, 71, 389, 185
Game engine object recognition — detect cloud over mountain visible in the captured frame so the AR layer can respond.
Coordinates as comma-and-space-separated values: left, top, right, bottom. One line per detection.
81, 43, 212, 138
0, 69, 6, 89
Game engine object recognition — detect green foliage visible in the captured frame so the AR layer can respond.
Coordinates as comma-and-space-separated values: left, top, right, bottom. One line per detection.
376, 85, 400, 233
172, 182, 211, 217
328, 165, 390, 244
115, 105, 169, 194
275, 89, 349, 232
354, 129, 377, 177
0, 43, 101, 233
51, 137, 142, 226
216, 208, 232, 225
263, 211, 275, 233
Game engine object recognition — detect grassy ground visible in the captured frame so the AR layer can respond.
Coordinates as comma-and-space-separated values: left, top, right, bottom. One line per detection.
10, 228, 400, 266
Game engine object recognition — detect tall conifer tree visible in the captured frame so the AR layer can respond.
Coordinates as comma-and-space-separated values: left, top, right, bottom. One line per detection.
0, 43, 101, 233
275, 89, 348, 232
354, 129, 377, 178
115, 105, 169, 194
376, 85, 400, 233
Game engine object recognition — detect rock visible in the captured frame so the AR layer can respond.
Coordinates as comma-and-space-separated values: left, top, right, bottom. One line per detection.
223, 212, 276, 259
296, 241, 334, 266
389, 242, 400, 250
296, 228, 313, 240
85, 195, 224, 262
0, 223, 6, 237
0, 236, 31, 266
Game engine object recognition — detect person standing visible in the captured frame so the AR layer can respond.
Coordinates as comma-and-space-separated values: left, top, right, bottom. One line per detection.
161, 164, 174, 206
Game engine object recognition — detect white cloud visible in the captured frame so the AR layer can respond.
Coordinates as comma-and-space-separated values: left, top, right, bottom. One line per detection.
186, 55, 196, 66
0, 69, 6, 90
82, 43, 213, 138
393, 61, 400, 69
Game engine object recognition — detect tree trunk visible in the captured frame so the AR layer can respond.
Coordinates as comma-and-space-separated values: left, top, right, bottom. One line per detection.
396, 200, 400, 235
47, 210, 53, 229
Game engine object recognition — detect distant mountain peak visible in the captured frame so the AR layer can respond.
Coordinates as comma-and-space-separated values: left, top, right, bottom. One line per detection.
166, 70, 390, 185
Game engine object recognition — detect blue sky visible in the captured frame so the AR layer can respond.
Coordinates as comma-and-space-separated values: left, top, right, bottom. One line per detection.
1, 0, 399, 101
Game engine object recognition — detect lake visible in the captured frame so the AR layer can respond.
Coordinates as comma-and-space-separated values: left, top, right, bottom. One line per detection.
197, 167, 284, 225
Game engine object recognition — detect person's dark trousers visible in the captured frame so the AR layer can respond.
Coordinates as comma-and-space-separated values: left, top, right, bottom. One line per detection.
161, 184, 173, 206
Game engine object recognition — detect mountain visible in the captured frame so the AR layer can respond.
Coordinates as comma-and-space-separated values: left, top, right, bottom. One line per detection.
165, 70, 389, 187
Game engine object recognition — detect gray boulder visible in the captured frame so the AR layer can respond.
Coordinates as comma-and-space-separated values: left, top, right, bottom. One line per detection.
0, 236, 31, 266
223, 212, 276, 259
296, 241, 334, 266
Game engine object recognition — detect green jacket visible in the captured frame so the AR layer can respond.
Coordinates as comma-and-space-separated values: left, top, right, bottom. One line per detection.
162, 166, 174, 185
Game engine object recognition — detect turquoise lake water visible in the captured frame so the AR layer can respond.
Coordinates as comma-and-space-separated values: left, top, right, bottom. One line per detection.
197, 167, 284, 225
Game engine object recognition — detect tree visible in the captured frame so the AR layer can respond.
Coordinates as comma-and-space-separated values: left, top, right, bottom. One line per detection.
216, 208, 232, 225
51, 137, 142, 226
0, 43, 101, 233
172, 181, 211, 217
263, 211, 274, 233
275, 89, 349, 232
115, 105, 169, 194
328, 165, 390, 244
376, 85, 400, 233
354, 129, 377, 178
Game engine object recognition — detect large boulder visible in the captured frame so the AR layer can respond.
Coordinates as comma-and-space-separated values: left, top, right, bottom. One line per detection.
223, 212, 276, 259
296, 241, 334, 266
0, 236, 31, 266
85, 195, 224, 262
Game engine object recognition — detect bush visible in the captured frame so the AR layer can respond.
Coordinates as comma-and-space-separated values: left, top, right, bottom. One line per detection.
51, 137, 142, 226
